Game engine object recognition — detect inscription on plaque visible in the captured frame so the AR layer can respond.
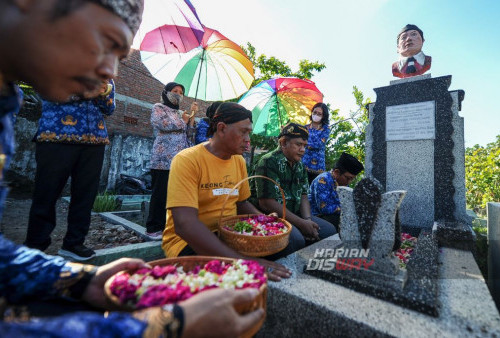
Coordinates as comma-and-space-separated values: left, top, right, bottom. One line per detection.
386, 101, 435, 141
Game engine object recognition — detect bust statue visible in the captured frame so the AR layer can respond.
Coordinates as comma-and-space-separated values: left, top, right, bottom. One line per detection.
392, 24, 432, 78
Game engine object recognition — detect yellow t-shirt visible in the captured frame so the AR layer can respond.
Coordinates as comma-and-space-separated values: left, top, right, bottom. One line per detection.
162, 143, 250, 257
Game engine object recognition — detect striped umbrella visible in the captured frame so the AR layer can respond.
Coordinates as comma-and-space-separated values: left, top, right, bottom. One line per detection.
140, 26, 254, 101
238, 77, 323, 137
132, 0, 204, 54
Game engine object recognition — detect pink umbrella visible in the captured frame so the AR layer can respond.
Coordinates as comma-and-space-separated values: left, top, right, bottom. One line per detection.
132, 0, 204, 54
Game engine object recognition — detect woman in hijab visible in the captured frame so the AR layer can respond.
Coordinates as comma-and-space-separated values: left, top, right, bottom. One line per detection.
146, 82, 197, 239
301, 102, 331, 184
194, 101, 222, 144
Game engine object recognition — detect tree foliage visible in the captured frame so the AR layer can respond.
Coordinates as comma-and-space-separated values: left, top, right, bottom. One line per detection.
325, 86, 370, 170
242, 43, 326, 87
465, 135, 500, 211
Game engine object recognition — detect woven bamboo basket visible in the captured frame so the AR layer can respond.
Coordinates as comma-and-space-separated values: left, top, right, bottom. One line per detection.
218, 175, 292, 257
104, 256, 267, 337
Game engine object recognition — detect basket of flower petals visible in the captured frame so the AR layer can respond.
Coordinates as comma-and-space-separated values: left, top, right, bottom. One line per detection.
219, 175, 293, 257
104, 256, 267, 336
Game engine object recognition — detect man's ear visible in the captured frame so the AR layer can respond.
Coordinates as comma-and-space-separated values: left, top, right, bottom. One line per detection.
216, 121, 226, 135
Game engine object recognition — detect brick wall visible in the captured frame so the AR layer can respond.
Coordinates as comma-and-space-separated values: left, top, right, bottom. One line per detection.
108, 49, 211, 139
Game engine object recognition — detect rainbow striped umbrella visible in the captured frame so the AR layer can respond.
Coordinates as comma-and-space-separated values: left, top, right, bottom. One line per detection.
141, 27, 254, 101
132, 0, 204, 54
238, 77, 323, 137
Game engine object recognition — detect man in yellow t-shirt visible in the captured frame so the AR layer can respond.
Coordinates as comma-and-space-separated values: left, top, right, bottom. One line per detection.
161, 102, 291, 281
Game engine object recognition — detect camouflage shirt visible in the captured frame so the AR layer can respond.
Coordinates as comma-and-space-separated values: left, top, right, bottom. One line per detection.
251, 147, 309, 215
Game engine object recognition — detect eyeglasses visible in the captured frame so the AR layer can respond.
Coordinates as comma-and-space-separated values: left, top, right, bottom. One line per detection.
312, 111, 323, 116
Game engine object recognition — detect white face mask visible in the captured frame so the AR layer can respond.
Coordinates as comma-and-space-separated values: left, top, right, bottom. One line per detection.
312, 115, 322, 123
167, 91, 183, 106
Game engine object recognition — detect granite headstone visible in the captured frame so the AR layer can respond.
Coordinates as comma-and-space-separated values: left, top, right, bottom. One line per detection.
364, 75, 473, 248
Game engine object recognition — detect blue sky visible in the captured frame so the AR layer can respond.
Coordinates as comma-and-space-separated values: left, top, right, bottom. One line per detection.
192, 0, 499, 147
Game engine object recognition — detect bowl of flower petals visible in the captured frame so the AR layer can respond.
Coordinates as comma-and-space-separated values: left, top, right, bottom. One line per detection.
218, 175, 293, 257
219, 214, 292, 257
105, 257, 267, 336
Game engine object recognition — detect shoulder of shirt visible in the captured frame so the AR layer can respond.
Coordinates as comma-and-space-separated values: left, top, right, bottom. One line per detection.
152, 102, 175, 111
259, 148, 281, 163
175, 144, 204, 159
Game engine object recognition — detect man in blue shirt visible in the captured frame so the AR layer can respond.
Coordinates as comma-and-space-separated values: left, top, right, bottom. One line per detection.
309, 152, 364, 232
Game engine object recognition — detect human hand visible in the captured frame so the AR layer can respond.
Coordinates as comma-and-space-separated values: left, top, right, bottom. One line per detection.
267, 212, 278, 218
299, 219, 320, 241
81, 258, 150, 309
181, 288, 264, 338
251, 258, 291, 282
190, 102, 199, 118
181, 110, 190, 123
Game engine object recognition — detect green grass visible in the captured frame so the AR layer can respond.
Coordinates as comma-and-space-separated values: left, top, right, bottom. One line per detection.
93, 191, 120, 213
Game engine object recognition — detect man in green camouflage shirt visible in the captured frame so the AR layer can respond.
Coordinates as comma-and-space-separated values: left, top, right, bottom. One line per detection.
251, 123, 336, 258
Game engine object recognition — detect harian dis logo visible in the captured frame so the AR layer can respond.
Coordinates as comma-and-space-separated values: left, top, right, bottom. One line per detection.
305, 248, 375, 271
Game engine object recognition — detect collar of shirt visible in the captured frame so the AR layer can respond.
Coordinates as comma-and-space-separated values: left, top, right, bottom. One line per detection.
398, 51, 426, 70
275, 147, 301, 169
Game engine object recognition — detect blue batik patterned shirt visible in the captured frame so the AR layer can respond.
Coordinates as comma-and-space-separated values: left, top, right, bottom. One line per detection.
308, 171, 341, 216
34, 80, 115, 145
301, 124, 330, 174
195, 118, 210, 144
0, 234, 147, 336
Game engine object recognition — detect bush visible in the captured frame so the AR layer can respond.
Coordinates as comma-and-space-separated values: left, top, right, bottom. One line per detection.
465, 135, 500, 210
93, 191, 120, 212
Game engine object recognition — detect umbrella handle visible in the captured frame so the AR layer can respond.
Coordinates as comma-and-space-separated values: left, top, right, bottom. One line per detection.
194, 49, 206, 101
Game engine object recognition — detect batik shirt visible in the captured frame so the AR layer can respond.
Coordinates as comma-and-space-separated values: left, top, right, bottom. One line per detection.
195, 118, 210, 144
34, 80, 115, 145
0, 234, 147, 336
0, 84, 22, 220
251, 147, 309, 215
308, 171, 341, 216
150, 103, 196, 170
301, 124, 330, 174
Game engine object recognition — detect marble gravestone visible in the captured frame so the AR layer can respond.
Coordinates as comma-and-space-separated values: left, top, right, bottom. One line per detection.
304, 178, 441, 316
364, 74, 474, 248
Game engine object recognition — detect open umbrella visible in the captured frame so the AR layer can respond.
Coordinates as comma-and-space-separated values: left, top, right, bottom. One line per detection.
238, 77, 323, 137
140, 26, 254, 101
132, 0, 204, 54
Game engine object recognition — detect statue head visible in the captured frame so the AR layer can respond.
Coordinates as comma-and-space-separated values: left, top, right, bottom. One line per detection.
396, 24, 424, 58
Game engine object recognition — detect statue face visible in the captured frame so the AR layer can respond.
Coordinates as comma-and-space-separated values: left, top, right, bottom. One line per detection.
397, 30, 424, 57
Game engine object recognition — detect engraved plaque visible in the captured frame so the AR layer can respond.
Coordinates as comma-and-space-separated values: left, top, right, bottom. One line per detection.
386, 101, 435, 141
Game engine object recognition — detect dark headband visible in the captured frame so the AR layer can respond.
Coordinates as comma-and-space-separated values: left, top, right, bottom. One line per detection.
207, 102, 252, 137
206, 101, 223, 120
